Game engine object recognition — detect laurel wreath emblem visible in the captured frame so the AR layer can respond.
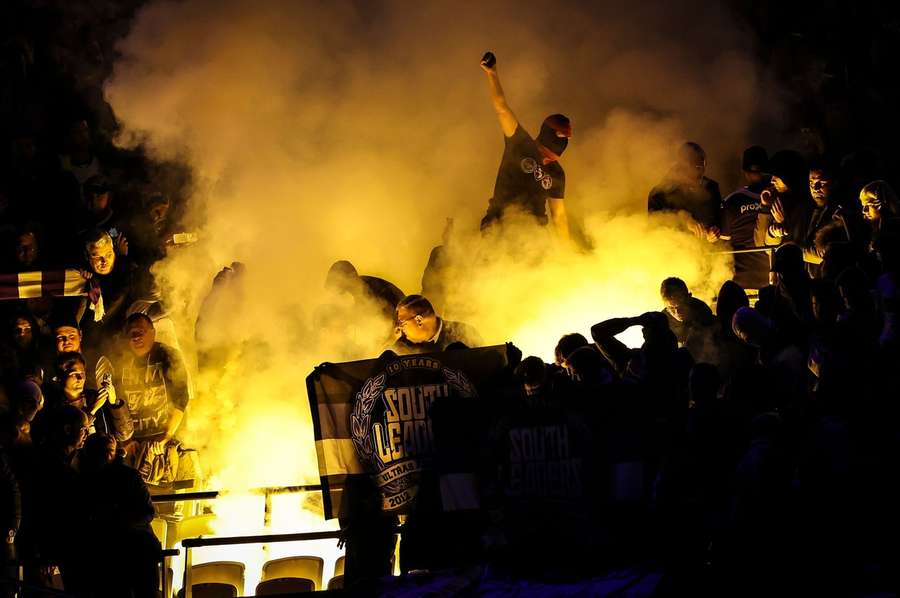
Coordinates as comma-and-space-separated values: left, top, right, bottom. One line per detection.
350, 365, 477, 479
443, 367, 476, 397
350, 372, 386, 460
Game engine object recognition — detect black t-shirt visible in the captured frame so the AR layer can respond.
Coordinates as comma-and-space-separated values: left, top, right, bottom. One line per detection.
721, 186, 771, 290
648, 176, 721, 228
488, 396, 596, 568
484, 125, 565, 226
721, 187, 764, 246
118, 342, 190, 439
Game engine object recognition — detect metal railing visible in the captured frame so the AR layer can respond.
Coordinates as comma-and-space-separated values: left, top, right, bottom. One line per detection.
149, 484, 334, 597
712, 245, 777, 255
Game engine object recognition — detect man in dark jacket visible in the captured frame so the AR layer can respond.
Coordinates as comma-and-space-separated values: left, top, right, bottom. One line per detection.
392, 295, 482, 355
649, 142, 722, 239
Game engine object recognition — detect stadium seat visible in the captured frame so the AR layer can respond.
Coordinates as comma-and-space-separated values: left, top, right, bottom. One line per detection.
173, 513, 216, 545
261, 556, 324, 590
176, 582, 236, 598
151, 517, 168, 546
327, 575, 344, 590
186, 561, 245, 596
334, 555, 345, 577
255, 577, 315, 595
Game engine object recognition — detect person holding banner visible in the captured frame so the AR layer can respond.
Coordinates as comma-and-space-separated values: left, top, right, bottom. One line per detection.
392, 295, 482, 355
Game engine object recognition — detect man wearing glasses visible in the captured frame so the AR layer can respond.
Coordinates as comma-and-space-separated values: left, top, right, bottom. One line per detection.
478, 52, 572, 242
393, 295, 482, 355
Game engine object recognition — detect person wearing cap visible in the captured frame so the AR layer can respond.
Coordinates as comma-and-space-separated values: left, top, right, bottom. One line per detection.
648, 142, 722, 240
720, 146, 773, 289
78, 176, 130, 254
478, 52, 572, 241
392, 295, 482, 355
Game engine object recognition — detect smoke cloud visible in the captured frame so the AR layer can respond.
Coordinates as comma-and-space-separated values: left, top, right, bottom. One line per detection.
104, 0, 780, 500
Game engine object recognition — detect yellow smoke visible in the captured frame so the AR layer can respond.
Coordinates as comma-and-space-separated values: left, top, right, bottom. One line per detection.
103, 0, 771, 581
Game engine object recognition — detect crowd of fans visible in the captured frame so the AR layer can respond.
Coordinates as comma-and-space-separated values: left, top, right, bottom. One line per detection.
334, 55, 900, 598
1, 2, 196, 595
354, 197, 899, 595
1, 1, 900, 596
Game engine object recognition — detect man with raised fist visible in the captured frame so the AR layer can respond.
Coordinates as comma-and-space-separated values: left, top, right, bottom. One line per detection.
479, 52, 572, 242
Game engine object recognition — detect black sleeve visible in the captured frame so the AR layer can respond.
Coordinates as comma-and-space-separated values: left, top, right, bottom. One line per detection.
590, 319, 635, 376
549, 169, 565, 200
505, 124, 531, 145
161, 345, 191, 411
708, 181, 722, 228
648, 188, 666, 213
720, 194, 735, 237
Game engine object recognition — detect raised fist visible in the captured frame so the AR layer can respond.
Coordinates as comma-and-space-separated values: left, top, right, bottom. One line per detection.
480, 51, 497, 72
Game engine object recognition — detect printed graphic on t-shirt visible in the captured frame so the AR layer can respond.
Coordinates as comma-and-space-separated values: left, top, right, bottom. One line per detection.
520, 157, 554, 190
505, 423, 582, 498
120, 362, 169, 437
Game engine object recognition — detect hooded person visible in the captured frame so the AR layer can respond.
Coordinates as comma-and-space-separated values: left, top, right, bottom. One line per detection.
325, 260, 405, 322
324, 260, 405, 350
478, 52, 572, 241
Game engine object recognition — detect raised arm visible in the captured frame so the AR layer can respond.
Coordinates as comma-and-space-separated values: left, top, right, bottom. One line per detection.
590, 316, 639, 375
480, 52, 519, 138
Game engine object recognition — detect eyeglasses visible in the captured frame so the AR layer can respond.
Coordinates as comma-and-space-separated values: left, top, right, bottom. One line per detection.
397, 314, 424, 329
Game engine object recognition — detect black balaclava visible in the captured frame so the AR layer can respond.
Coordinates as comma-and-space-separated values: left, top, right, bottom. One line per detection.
537, 114, 572, 158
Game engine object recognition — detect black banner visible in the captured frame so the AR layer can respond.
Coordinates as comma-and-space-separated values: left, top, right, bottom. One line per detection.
307, 346, 507, 520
